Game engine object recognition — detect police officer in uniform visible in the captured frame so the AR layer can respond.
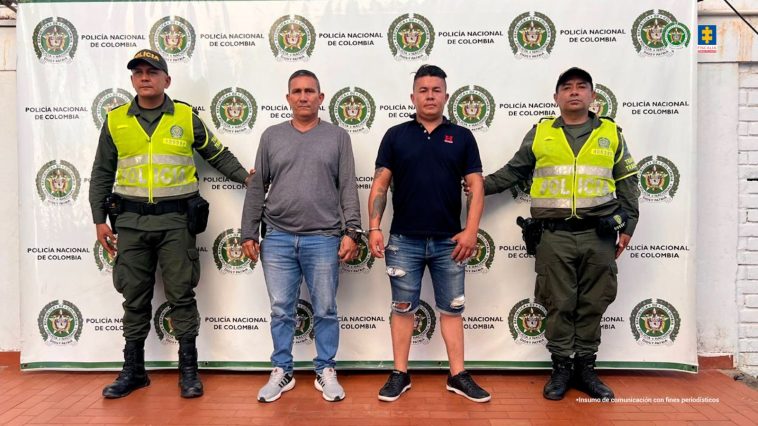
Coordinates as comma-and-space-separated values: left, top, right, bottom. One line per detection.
484, 68, 639, 400
89, 49, 252, 399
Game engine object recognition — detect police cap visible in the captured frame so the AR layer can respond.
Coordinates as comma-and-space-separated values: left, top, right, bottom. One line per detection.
555, 67, 592, 92
127, 49, 169, 74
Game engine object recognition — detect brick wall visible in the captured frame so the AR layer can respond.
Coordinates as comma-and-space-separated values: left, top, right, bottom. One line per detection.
738, 64, 758, 372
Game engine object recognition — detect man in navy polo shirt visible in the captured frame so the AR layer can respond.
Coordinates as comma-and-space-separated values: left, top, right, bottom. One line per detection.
367, 64, 489, 403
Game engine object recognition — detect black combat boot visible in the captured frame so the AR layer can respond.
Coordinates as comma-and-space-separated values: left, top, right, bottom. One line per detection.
573, 354, 615, 400
102, 340, 150, 398
543, 354, 573, 400
178, 336, 204, 398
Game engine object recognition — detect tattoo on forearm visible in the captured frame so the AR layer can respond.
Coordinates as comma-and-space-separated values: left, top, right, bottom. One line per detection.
466, 191, 473, 212
371, 188, 386, 220
373, 167, 386, 179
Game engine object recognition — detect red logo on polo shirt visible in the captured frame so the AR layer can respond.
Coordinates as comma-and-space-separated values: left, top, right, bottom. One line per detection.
444, 135, 454, 144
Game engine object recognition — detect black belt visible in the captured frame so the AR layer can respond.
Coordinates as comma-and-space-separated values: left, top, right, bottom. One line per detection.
543, 218, 598, 232
121, 198, 189, 215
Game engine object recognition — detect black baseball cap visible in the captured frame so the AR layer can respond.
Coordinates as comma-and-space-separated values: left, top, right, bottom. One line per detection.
555, 67, 592, 92
127, 49, 169, 74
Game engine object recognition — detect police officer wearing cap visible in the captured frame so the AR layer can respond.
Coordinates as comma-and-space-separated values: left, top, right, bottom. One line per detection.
484, 67, 639, 401
89, 49, 252, 399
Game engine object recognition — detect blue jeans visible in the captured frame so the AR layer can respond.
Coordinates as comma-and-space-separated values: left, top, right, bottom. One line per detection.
384, 234, 466, 315
260, 227, 341, 373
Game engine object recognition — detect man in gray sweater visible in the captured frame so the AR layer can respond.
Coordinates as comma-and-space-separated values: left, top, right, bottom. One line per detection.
241, 70, 362, 403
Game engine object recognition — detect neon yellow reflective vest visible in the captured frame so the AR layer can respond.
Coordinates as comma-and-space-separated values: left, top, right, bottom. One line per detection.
108, 102, 198, 202
530, 117, 619, 217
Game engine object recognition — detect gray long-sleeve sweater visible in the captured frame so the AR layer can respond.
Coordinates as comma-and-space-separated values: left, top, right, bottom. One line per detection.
241, 120, 361, 241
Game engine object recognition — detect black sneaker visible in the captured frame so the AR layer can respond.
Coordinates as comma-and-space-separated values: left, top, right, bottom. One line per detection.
446, 370, 491, 402
378, 370, 411, 402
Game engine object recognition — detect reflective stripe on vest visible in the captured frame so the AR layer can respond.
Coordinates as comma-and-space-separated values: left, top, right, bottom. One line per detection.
530, 117, 618, 216
108, 101, 197, 202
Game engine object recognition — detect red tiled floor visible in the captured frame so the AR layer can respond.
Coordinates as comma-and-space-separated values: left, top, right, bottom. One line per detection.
0, 361, 756, 425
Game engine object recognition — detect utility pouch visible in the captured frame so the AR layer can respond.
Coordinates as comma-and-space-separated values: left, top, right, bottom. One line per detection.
103, 193, 123, 234
187, 196, 210, 235
517, 216, 543, 256
596, 209, 628, 237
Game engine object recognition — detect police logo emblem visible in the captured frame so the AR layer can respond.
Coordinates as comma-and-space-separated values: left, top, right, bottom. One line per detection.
466, 229, 495, 273
213, 228, 255, 274
510, 179, 532, 203
637, 155, 679, 202
341, 233, 375, 273
329, 87, 376, 133
149, 16, 196, 62
154, 301, 178, 344
630, 298, 680, 345
448, 85, 495, 132
590, 84, 618, 119
91, 88, 132, 130
170, 125, 183, 138
411, 300, 436, 345
269, 15, 316, 61
631, 9, 685, 57
387, 13, 435, 61
663, 22, 691, 49
33, 17, 78, 64
508, 11, 556, 59
294, 299, 315, 344
508, 298, 547, 344
38, 299, 83, 344
36, 160, 81, 205
93, 240, 116, 273
598, 137, 611, 148
211, 87, 258, 134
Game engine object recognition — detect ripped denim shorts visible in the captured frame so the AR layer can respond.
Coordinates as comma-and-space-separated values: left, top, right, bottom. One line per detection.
384, 233, 466, 315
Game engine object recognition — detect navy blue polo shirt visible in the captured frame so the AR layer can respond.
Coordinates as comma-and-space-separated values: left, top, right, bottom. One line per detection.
376, 114, 482, 238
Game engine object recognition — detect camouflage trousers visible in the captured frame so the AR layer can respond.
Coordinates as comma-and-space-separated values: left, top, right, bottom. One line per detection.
534, 228, 618, 358
112, 226, 201, 342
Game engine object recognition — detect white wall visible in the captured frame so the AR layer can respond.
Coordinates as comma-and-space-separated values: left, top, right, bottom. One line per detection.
737, 64, 758, 374
700, 0, 758, 15
697, 1, 758, 372
0, 25, 19, 351
697, 63, 738, 357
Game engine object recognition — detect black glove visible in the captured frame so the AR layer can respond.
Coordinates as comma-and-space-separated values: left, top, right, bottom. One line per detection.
596, 209, 628, 237
103, 193, 123, 234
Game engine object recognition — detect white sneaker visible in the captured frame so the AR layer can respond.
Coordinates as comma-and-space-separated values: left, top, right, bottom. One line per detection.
314, 367, 345, 402
257, 367, 295, 402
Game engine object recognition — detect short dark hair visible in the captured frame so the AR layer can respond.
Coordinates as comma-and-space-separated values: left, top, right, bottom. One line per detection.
288, 69, 321, 92
413, 64, 447, 82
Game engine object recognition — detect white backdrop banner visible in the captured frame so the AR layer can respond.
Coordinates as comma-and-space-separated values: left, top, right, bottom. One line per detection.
17, 0, 697, 372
